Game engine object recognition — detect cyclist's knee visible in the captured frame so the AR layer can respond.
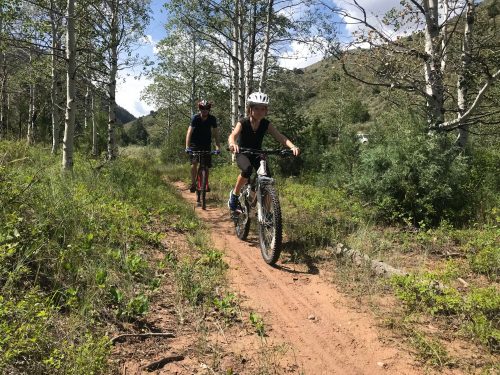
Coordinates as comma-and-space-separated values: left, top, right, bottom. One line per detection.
240, 168, 252, 179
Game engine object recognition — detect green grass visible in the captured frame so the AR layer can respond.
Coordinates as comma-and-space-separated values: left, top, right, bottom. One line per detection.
0, 141, 201, 373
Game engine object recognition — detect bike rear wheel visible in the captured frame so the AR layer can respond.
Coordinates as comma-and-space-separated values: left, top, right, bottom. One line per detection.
197, 168, 207, 210
234, 191, 251, 239
258, 185, 282, 265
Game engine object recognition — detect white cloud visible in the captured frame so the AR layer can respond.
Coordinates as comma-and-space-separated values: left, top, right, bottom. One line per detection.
278, 41, 324, 70
116, 74, 155, 118
115, 34, 159, 118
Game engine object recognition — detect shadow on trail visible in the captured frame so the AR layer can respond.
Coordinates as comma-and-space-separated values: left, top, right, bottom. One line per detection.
280, 241, 320, 275
272, 263, 318, 275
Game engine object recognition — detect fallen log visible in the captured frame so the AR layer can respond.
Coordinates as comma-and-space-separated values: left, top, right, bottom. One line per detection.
332, 243, 407, 278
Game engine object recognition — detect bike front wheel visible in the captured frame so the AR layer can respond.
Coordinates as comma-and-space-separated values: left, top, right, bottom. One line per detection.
197, 168, 207, 210
235, 192, 251, 240
258, 185, 282, 265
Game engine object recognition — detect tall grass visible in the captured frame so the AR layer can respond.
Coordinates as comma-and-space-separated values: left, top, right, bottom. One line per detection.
0, 141, 197, 373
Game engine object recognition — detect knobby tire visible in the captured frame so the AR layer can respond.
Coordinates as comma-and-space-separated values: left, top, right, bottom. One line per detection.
258, 185, 282, 265
235, 190, 251, 240
197, 168, 207, 210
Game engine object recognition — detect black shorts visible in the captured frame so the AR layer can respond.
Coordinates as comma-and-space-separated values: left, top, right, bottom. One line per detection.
189, 149, 212, 168
236, 153, 270, 178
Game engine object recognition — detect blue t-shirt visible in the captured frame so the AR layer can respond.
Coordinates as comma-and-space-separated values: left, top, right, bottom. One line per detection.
189, 114, 217, 149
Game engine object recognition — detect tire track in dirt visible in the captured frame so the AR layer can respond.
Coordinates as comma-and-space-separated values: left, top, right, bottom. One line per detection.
176, 183, 422, 375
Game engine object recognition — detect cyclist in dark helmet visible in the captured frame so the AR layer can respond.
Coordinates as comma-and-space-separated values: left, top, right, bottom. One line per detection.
185, 99, 221, 192
227, 92, 300, 212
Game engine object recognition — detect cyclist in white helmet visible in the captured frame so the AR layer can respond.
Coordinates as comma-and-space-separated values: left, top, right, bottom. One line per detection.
227, 92, 300, 212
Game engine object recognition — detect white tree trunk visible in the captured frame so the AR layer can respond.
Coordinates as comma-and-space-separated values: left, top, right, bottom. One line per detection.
107, 1, 119, 160
50, 2, 62, 154
456, 0, 474, 148
62, 0, 77, 170
230, 29, 239, 125
190, 35, 197, 117
27, 80, 36, 144
0, 50, 6, 139
423, 0, 445, 126
236, 0, 245, 117
440, 0, 449, 73
91, 92, 98, 157
84, 85, 90, 130
0, 5, 6, 140
259, 0, 274, 93
245, 2, 257, 96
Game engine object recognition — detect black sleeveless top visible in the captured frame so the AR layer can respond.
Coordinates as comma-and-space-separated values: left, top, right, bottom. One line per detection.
237, 117, 270, 150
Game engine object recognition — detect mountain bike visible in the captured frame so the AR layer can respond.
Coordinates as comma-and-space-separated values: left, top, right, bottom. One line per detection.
232, 148, 293, 265
189, 150, 219, 210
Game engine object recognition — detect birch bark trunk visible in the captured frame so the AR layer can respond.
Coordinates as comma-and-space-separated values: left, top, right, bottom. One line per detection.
50, 1, 62, 154
107, 0, 119, 160
259, 0, 274, 93
91, 92, 98, 157
27, 52, 36, 145
62, 0, 77, 170
456, 0, 474, 148
190, 35, 197, 117
246, 1, 257, 96
0, 50, 6, 139
237, 0, 245, 117
422, 0, 445, 126
0, 5, 6, 140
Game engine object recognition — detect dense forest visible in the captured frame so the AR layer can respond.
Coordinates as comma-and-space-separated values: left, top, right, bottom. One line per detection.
1, 0, 499, 373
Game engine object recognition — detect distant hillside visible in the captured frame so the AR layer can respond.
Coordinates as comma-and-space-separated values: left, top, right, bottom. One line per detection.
116, 106, 136, 125
120, 110, 164, 146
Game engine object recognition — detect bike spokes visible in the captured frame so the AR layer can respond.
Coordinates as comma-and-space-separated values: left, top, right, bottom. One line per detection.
235, 192, 251, 239
258, 186, 282, 265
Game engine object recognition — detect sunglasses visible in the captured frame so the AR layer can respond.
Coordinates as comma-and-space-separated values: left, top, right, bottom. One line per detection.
200, 106, 210, 111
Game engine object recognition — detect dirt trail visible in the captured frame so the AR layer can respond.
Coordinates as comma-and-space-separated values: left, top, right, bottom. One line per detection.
176, 183, 424, 375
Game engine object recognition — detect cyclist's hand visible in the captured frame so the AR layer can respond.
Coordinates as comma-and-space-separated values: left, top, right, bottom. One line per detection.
291, 146, 300, 156
185, 147, 192, 154
229, 143, 239, 154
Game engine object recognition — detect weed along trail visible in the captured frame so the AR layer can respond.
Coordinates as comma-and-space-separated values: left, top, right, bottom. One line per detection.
175, 182, 426, 375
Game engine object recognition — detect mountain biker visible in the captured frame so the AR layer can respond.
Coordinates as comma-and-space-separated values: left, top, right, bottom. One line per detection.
227, 92, 300, 212
185, 100, 221, 192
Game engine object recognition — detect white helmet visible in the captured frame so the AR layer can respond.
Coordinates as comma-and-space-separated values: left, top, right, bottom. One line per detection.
247, 92, 269, 105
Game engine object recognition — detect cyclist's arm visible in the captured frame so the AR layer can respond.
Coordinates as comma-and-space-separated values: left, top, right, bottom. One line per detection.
228, 121, 242, 153
267, 123, 300, 156
185, 126, 194, 149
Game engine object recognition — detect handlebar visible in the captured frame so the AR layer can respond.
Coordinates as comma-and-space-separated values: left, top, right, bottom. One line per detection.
226, 147, 293, 156
188, 150, 220, 155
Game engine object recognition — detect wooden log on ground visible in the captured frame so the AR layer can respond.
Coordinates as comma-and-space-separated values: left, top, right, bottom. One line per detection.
332, 243, 407, 278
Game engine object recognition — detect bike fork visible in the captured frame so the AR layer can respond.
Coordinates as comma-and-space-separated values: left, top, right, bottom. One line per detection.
256, 177, 273, 224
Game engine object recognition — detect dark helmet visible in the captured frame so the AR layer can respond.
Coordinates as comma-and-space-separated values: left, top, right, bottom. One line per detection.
198, 99, 212, 110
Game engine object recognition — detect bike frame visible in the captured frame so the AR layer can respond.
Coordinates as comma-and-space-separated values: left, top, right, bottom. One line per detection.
233, 147, 293, 265
190, 150, 217, 209
254, 157, 274, 224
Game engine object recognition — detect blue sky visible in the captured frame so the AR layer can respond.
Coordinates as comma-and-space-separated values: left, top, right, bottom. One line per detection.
116, 0, 399, 117
115, 0, 165, 117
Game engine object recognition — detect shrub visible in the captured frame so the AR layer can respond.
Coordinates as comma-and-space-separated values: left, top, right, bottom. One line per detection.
353, 113, 473, 227
345, 99, 370, 123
